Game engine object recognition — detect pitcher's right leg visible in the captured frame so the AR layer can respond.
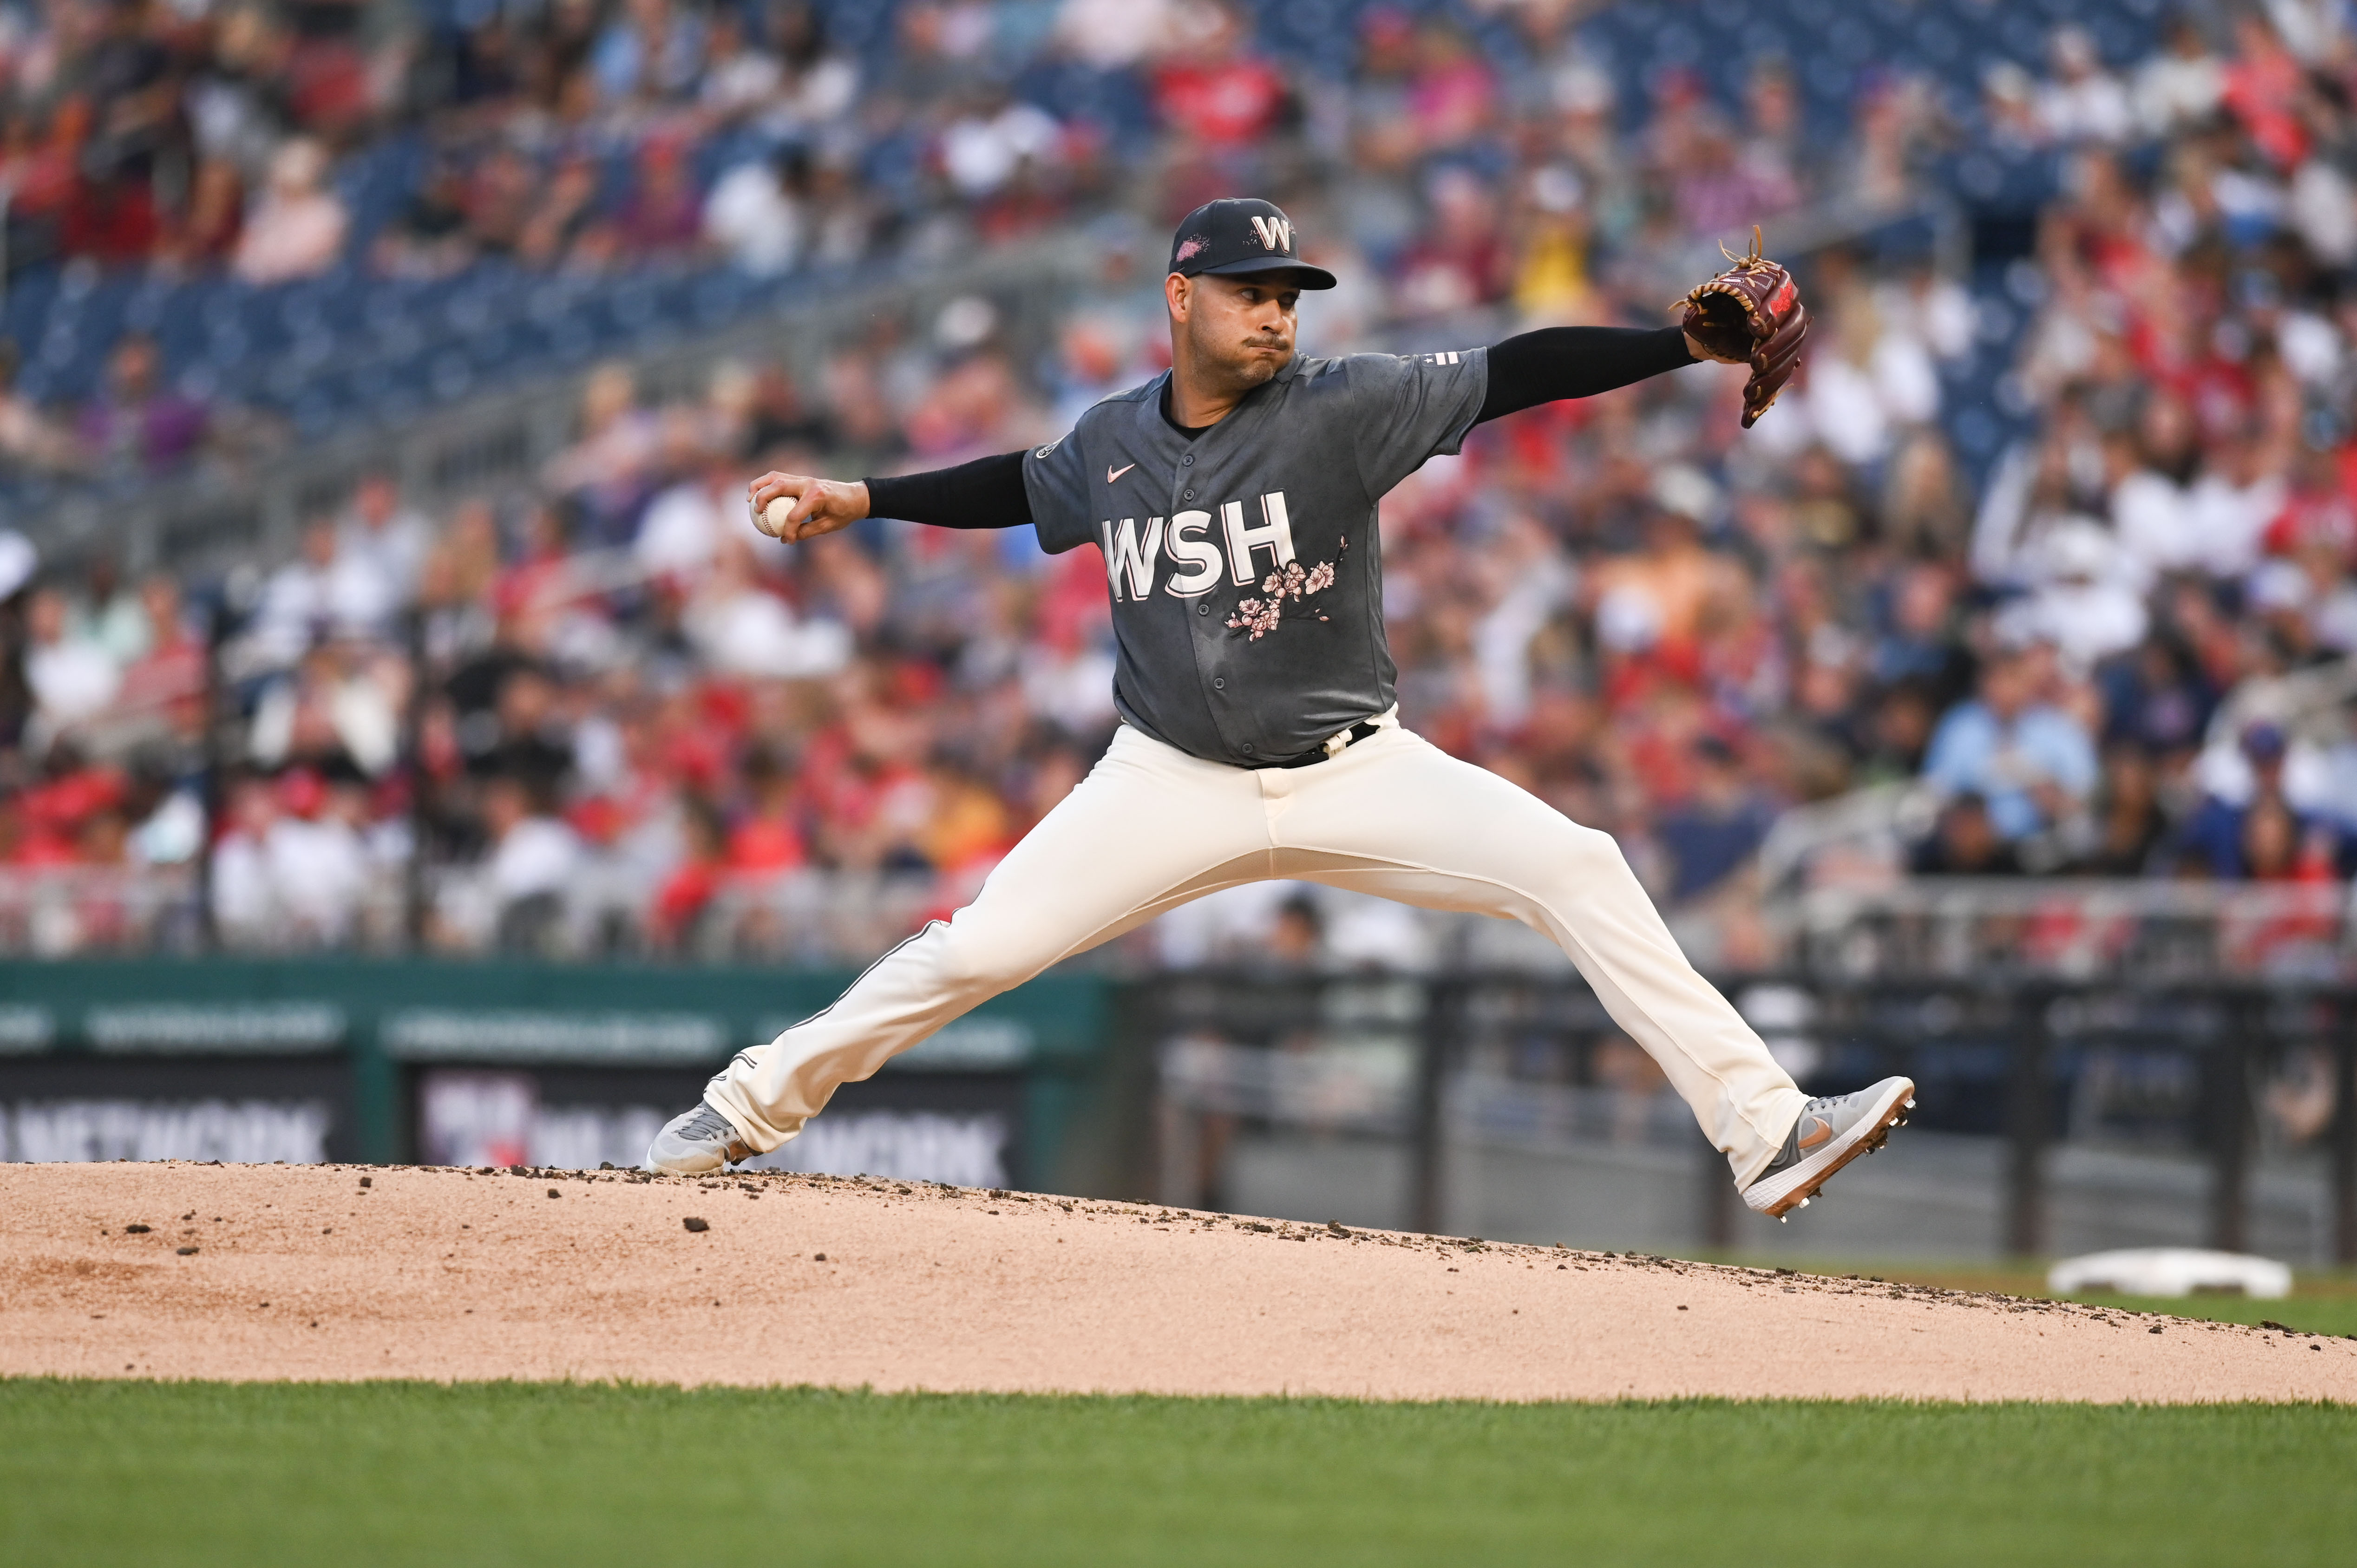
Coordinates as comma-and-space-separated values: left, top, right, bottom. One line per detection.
649, 727, 1274, 1172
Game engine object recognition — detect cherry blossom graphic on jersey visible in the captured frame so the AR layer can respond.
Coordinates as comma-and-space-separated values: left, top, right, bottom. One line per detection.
1227, 558, 1337, 640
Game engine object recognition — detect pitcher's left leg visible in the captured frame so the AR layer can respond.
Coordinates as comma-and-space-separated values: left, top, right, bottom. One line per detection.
1275, 730, 1805, 1185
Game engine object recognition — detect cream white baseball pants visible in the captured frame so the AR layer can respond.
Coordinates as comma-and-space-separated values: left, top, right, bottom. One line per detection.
705, 721, 1805, 1185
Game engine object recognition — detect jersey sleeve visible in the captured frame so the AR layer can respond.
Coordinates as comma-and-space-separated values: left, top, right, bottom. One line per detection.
1021, 425, 1094, 554
1342, 347, 1491, 497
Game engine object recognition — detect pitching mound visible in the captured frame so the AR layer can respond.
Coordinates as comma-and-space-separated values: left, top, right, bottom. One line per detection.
3, 1162, 2350, 1402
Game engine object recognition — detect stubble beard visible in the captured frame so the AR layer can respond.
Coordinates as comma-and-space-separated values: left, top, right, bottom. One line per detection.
1188, 314, 1290, 400
1231, 350, 1284, 390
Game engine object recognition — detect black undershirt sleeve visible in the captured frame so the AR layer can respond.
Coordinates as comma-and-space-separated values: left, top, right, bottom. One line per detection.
862, 450, 1034, 530
1474, 325, 1695, 425
860, 327, 1690, 527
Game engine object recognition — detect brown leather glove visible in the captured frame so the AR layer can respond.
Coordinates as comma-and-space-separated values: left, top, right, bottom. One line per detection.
1677, 227, 1809, 428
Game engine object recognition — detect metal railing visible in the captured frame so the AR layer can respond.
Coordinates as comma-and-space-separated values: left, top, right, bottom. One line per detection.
1791, 880, 2357, 983
1143, 969, 2357, 1265
0, 859, 951, 967
11, 858, 2357, 979
0, 866, 207, 957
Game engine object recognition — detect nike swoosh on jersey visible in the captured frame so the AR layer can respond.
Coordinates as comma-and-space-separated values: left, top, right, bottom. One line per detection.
1106, 463, 1136, 483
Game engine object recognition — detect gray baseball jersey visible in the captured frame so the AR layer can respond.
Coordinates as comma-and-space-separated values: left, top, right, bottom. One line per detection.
1022, 348, 1488, 766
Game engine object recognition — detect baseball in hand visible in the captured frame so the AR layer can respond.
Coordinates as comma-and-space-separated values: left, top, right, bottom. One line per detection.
763, 496, 793, 536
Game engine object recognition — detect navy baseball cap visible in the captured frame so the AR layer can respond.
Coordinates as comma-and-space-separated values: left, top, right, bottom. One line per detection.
1168, 198, 1337, 289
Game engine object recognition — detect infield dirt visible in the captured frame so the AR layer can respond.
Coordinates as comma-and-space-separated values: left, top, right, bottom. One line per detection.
4, 1161, 2352, 1402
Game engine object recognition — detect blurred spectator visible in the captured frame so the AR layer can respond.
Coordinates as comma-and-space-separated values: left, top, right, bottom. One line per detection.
2073, 744, 2168, 875
516, 154, 606, 270
210, 771, 371, 948
1264, 894, 1324, 969
2135, 16, 2225, 137
2000, 520, 2148, 672
1150, 1, 1290, 154
163, 157, 248, 271
2176, 721, 2340, 880
1909, 792, 2026, 876
941, 87, 1062, 201
337, 474, 434, 619
651, 793, 729, 950
481, 775, 583, 953
683, 532, 851, 680
210, 777, 285, 943
1654, 738, 1776, 902
636, 445, 738, 579
612, 137, 705, 257
231, 139, 350, 285
70, 557, 151, 668
592, 0, 707, 106
126, 765, 205, 869
111, 574, 208, 750
239, 521, 346, 674
474, 663, 577, 797
267, 773, 374, 944
705, 148, 806, 276
546, 365, 660, 534
22, 585, 120, 743
0, 342, 82, 474
1056, 0, 1174, 69
76, 335, 207, 474
1921, 648, 2099, 843
373, 157, 474, 279
2039, 27, 2134, 144
248, 642, 403, 779
698, 7, 783, 121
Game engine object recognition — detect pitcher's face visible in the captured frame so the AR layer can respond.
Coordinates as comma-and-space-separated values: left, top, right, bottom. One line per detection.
1167, 272, 1301, 392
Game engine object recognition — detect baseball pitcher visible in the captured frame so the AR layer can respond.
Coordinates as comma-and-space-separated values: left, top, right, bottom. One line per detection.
646, 198, 1912, 1220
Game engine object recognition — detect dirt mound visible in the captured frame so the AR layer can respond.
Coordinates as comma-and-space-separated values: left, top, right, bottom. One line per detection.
2, 1162, 2350, 1402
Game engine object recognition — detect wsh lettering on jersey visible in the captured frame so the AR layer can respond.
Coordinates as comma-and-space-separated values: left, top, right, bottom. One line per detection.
1097, 490, 1337, 639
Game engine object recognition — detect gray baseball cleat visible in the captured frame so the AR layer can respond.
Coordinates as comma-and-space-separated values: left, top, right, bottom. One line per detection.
1741, 1076, 1915, 1219
643, 1102, 753, 1175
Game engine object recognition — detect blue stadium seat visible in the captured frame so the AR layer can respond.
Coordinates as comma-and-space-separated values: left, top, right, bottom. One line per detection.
0, 0, 2169, 492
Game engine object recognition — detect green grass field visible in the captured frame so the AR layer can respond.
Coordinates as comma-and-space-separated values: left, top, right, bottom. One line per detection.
3, 1380, 2351, 1567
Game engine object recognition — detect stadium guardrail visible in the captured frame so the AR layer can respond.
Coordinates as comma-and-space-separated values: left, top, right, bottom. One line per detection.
1141, 969, 2357, 1266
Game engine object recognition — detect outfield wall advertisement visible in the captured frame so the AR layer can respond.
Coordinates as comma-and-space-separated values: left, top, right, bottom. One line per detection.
0, 960, 1107, 1187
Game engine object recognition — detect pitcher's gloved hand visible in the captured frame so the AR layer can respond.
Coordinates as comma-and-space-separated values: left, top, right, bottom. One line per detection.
1676, 226, 1809, 428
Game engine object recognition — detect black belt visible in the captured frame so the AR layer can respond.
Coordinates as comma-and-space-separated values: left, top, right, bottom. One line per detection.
1272, 720, 1384, 769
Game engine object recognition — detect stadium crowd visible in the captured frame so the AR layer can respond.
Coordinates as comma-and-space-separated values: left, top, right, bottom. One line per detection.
3, 1, 2357, 967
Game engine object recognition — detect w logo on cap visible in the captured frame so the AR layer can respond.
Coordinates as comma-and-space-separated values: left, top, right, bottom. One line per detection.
1167, 199, 1337, 288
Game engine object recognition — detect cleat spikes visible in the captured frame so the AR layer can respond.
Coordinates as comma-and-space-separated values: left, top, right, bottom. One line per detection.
1740, 1076, 1915, 1219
